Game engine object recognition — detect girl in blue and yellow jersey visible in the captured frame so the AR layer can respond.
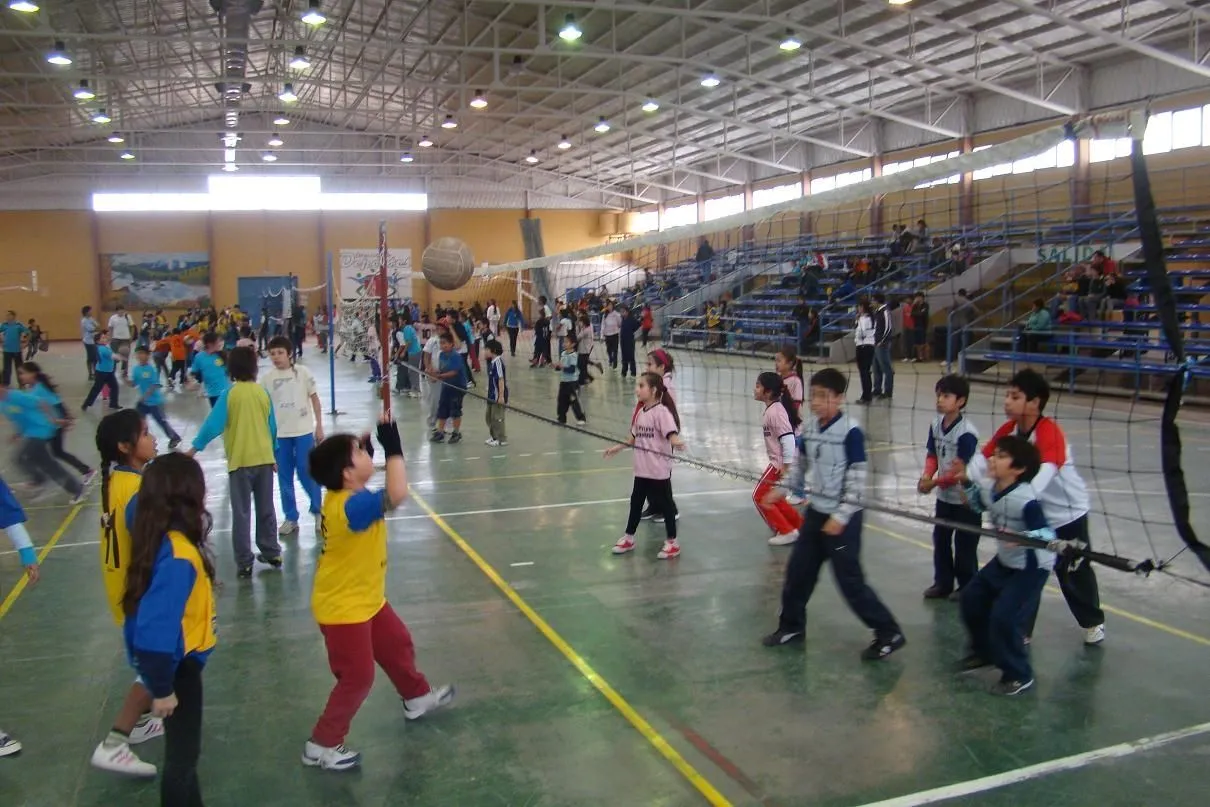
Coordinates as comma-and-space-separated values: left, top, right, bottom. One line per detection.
300, 418, 454, 772
90, 409, 165, 778
0, 474, 39, 758
122, 452, 216, 807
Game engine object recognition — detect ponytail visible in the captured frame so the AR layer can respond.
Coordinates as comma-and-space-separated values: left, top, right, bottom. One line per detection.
95, 409, 146, 539
640, 371, 681, 431
19, 361, 58, 397
757, 371, 800, 431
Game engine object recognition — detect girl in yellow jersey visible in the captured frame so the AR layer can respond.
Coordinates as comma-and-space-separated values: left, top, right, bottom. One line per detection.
301, 417, 454, 771
123, 452, 217, 807
91, 409, 164, 778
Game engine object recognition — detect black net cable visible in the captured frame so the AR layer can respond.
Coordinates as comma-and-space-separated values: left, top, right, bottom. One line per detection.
402, 359, 1156, 576
1130, 140, 1210, 576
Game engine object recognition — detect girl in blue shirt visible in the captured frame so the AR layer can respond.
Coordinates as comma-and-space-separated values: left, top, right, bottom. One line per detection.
0, 386, 85, 501
83, 331, 120, 411
18, 362, 93, 480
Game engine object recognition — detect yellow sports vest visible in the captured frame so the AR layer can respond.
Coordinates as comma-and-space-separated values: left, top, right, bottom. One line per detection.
311, 489, 388, 625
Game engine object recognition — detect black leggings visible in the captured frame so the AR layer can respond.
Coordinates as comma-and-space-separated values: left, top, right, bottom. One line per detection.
625, 476, 677, 540
556, 382, 585, 423
51, 429, 91, 475
162, 658, 205, 807
507, 326, 519, 356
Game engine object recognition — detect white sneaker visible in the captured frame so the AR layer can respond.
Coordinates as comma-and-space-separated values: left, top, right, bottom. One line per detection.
612, 535, 636, 555
1084, 624, 1105, 645
768, 531, 798, 546
0, 730, 20, 757
279, 520, 298, 536
485, 438, 500, 446
785, 494, 804, 506
90, 738, 157, 777
127, 715, 163, 745
301, 740, 361, 771
403, 684, 455, 720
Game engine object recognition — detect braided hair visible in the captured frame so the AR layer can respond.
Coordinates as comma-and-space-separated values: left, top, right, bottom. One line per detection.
95, 409, 147, 555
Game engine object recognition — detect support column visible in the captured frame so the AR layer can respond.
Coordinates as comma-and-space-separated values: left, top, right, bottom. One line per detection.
742, 183, 755, 244
800, 170, 812, 236
957, 95, 976, 231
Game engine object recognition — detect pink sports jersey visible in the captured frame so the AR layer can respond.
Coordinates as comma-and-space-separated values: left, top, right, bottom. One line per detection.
632, 402, 678, 480
762, 401, 794, 465
663, 372, 676, 401
782, 373, 803, 407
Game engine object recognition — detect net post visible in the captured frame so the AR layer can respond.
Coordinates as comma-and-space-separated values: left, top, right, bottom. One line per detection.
378, 220, 391, 416
30, 269, 37, 293
326, 251, 342, 417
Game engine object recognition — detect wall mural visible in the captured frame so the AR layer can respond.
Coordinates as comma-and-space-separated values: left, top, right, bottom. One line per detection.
99, 252, 212, 310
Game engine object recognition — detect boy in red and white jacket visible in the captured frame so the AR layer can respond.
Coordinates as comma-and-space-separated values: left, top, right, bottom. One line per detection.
979, 369, 1105, 645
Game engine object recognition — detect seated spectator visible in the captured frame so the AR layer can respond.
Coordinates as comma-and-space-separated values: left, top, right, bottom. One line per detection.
1021, 298, 1052, 353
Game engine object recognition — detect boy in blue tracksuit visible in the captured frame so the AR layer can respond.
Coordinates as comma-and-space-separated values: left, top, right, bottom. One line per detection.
190, 333, 231, 407
431, 333, 468, 444
131, 346, 182, 448
83, 331, 120, 411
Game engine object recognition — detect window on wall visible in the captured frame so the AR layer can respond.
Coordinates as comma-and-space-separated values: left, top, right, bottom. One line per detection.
915, 151, 961, 188
752, 182, 801, 208
703, 193, 745, 221
835, 167, 872, 188
1089, 136, 1131, 163
660, 202, 697, 230
631, 210, 659, 233
1172, 107, 1202, 150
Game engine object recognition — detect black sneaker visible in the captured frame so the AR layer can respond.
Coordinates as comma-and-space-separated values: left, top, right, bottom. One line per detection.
256, 553, 283, 569
640, 507, 657, 520
429, 431, 445, 443
992, 678, 1034, 696
923, 585, 952, 600
449, 431, 462, 444
861, 632, 906, 661
237, 565, 253, 579
652, 511, 679, 523
761, 629, 804, 647
957, 654, 993, 673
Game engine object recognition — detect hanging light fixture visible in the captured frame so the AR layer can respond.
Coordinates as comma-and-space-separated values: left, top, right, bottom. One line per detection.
107, 133, 124, 143
594, 117, 610, 133
441, 114, 458, 129
8, 2, 40, 13
779, 30, 802, 51
418, 134, 433, 148
118, 149, 135, 160
641, 99, 659, 113
289, 46, 310, 70
261, 151, 278, 162
73, 80, 96, 100
91, 109, 112, 124
700, 74, 721, 88
558, 14, 582, 42
222, 163, 239, 172
525, 150, 539, 164
278, 83, 298, 103
273, 114, 290, 126
46, 41, 71, 66
469, 90, 488, 109
400, 152, 414, 163
300, 0, 325, 25
557, 135, 571, 150
267, 132, 283, 147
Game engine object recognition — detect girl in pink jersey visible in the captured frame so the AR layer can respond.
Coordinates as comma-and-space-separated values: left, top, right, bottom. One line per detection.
754, 372, 804, 545
634, 349, 678, 522
605, 372, 684, 559
775, 346, 806, 504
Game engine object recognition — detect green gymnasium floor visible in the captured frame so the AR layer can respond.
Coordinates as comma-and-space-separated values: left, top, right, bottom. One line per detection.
1, 342, 1208, 807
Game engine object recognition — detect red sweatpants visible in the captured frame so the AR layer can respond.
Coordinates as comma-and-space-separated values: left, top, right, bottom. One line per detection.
754, 465, 804, 536
312, 602, 430, 747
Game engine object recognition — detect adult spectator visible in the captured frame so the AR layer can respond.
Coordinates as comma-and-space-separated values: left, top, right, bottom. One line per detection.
872, 294, 895, 400
1, 310, 28, 386
107, 305, 134, 378
81, 305, 99, 379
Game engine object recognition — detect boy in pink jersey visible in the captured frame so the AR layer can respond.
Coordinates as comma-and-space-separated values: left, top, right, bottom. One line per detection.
978, 369, 1105, 645
605, 372, 684, 559
754, 372, 804, 545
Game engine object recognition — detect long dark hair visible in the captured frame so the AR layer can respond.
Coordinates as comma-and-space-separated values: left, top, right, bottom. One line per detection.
640, 371, 681, 431
122, 453, 214, 617
19, 360, 58, 396
96, 409, 146, 541
756, 371, 802, 431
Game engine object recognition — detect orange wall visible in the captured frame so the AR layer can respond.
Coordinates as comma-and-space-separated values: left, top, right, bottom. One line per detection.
0, 207, 608, 338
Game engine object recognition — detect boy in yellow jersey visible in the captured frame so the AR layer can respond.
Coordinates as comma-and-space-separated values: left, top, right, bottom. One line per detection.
302, 417, 454, 771
91, 409, 164, 777
187, 346, 280, 578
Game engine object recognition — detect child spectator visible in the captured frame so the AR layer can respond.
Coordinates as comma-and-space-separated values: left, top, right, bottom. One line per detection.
130, 347, 182, 449
262, 336, 324, 536
430, 332, 468, 444
555, 333, 587, 425
83, 330, 120, 411
484, 339, 508, 447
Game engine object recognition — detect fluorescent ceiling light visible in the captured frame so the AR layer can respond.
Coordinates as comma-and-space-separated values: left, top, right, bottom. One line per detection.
47, 41, 71, 66
525, 150, 539, 164
267, 132, 283, 147
557, 135, 571, 150
222, 164, 239, 173
641, 100, 659, 113
91, 109, 112, 124
558, 14, 581, 42
221, 132, 240, 148
224, 148, 236, 163
289, 47, 310, 70
278, 83, 297, 103
594, 117, 610, 133
441, 115, 458, 129
118, 150, 135, 160
273, 114, 290, 125
8, 2, 40, 13
107, 133, 124, 143
418, 135, 433, 147
301, 1, 325, 25
888, 0, 912, 5
73, 80, 95, 100
469, 90, 487, 109
93, 178, 428, 212
700, 74, 721, 88
261, 151, 278, 162
779, 32, 802, 51
400, 153, 414, 163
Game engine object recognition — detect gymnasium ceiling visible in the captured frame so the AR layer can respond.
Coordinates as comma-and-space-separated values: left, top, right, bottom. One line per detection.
0, 0, 1209, 208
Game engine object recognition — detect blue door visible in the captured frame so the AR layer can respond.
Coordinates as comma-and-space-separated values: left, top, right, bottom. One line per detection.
238, 275, 296, 328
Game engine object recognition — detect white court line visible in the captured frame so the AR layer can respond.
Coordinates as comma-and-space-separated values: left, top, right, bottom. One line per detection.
510, 561, 535, 567
1, 488, 752, 552
853, 720, 1210, 807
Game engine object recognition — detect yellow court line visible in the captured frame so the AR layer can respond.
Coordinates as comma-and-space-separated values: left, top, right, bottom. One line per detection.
0, 501, 87, 621
408, 488, 734, 807
865, 522, 1210, 648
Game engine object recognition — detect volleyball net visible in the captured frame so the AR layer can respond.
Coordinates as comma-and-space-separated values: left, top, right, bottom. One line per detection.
443, 109, 1209, 584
